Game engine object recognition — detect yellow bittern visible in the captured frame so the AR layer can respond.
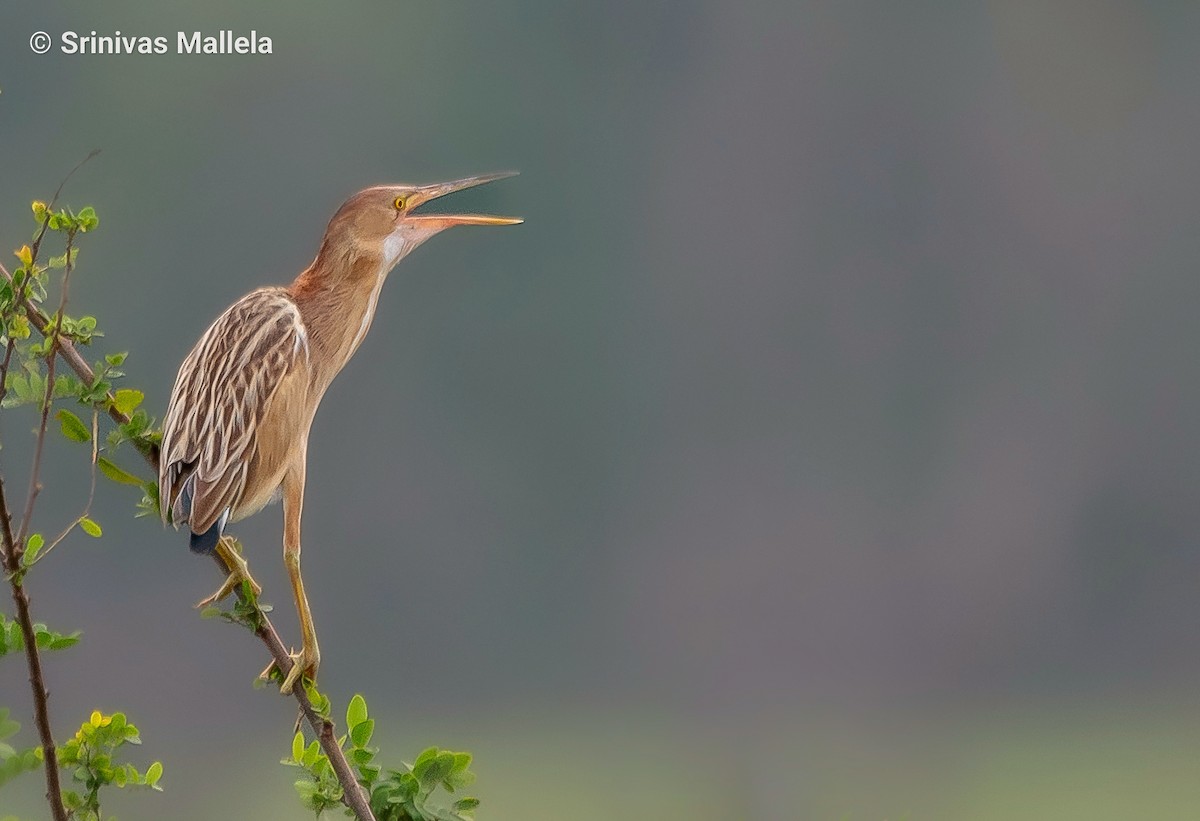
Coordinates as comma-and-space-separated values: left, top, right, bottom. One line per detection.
159, 173, 520, 693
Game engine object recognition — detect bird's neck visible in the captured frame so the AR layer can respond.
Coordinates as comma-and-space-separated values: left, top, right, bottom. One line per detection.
288, 241, 393, 389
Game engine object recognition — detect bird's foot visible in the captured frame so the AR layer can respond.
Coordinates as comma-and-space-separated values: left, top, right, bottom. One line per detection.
261, 643, 320, 695
196, 537, 262, 607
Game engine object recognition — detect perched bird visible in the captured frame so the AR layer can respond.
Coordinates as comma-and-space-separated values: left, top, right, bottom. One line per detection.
159, 173, 521, 693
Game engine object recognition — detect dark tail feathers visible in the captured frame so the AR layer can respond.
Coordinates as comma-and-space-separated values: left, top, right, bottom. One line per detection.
189, 520, 222, 554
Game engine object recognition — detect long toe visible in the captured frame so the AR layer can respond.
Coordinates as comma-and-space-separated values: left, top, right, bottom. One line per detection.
215, 538, 263, 598
196, 574, 237, 608
280, 646, 320, 695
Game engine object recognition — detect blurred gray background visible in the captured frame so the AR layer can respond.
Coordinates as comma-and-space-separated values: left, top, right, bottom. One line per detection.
3, 2, 1200, 819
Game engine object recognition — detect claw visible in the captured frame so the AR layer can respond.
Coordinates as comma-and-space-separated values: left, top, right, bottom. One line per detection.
196, 536, 261, 607
282, 644, 320, 695
261, 643, 320, 695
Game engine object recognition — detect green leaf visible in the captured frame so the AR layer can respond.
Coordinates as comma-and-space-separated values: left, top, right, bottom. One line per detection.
292, 731, 304, 764
24, 533, 45, 563
78, 206, 99, 232
397, 771, 419, 799
56, 409, 91, 442
347, 694, 368, 729
146, 760, 162, 786
350, 719, 374, 748
78, 517, 102, 537
416, 751, 456, 789
432, 752, 456, 782
301, 740, 321, 768
111, 389, 143, 416
7, 314, 30, 340
53, 374, 80, 400
413, 747, 438, 769
97, 457, 143, 486
48, 632, 80, 650
453, 797, 480, 813
0, 710, 19, 741
105, 351, 127, 366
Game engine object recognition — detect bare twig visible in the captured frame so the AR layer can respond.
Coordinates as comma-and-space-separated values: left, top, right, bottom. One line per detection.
15, 322, 57, 549
0, 256, 376, 819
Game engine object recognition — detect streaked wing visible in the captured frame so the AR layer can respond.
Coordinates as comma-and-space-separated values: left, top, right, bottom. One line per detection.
159, 287, 308, 533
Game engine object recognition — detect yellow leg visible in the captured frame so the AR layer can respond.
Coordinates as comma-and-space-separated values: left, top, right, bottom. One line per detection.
196, 536, 262, 607
277, 461, 319, 695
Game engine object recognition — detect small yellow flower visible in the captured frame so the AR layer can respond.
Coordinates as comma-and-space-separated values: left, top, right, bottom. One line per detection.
15, 244, 32, 266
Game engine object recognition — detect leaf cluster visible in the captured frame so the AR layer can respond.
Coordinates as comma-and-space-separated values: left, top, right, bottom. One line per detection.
284, 694, 479, 820
2, 200, 159, 520
0, 708, 42, 790
57, 711, 163, 820
0, 612, 81, 655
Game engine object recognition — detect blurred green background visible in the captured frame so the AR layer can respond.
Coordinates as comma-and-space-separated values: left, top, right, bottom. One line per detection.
3, 2, 1200, 819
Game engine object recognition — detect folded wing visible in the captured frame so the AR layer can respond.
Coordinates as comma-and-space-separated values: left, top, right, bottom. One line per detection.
159, 287, 308, 535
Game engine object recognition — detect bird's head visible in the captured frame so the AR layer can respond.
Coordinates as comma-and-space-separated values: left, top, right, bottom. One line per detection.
320, 172, 522, 270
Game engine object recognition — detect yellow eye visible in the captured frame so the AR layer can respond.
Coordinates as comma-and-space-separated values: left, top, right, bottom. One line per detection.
393, 196, 407, 210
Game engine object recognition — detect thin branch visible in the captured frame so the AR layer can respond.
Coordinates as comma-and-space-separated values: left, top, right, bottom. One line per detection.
0, 338, 15, 409
0, 337, 17, 471
25, 410, 99, 570
16, 225, 75, 549
15, 332, 56, 550
0, 479, 17, 576
0, 260, 374, 819
0, 476, 70, 821
27, 150, 98, 266
25, 517, 80, 569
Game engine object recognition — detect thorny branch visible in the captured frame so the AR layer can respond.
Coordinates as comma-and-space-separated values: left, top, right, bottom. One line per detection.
0, 252, 376, 818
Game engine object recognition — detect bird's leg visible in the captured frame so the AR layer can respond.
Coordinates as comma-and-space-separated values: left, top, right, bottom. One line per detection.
272, 462, 320, 695
196, 536, 262, 607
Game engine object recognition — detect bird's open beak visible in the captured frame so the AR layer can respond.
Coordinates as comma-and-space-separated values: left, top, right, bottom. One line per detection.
406, 172, 523, 227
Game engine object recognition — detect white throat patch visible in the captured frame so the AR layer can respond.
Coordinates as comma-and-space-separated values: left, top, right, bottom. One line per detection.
349, 233, 408, 356
383, 233, 408, 269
